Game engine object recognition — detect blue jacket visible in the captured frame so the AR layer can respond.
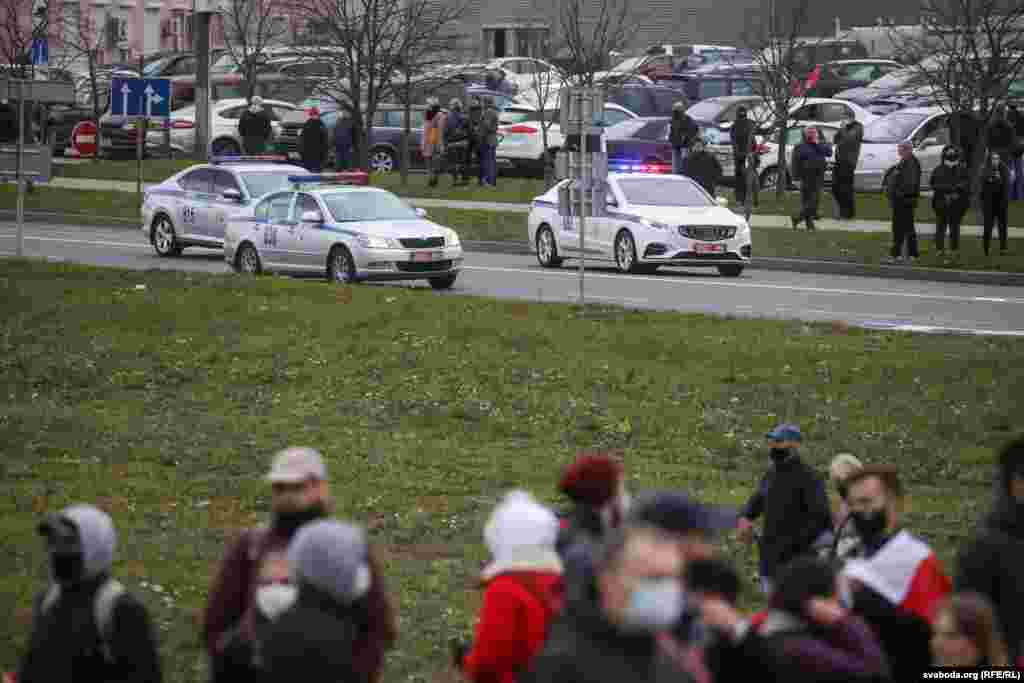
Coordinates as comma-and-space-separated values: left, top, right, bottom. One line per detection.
791, 141, 831, 182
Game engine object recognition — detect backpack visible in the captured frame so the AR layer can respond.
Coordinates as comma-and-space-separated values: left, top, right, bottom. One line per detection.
39, 578, 126, 663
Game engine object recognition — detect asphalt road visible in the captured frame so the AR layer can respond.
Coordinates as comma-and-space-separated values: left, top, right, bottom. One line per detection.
3, 221, 1024, 337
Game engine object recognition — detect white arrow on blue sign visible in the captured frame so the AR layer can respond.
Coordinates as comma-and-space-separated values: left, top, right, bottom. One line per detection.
110, 78, 171, 118
31, 39, 48, 66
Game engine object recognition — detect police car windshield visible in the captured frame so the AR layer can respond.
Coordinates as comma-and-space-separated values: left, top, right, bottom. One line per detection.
323, 190, 419, 222
617, 177, 712, 206
239, 172, 297, 198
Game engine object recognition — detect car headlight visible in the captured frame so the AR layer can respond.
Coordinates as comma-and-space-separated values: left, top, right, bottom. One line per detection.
446, 230, 460, 247
639, 218, 671, 230
357, 235, 400, 249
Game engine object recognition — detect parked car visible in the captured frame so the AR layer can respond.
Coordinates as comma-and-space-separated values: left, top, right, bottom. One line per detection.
686, 95, 767, 130
855, 106, 949, 192
833, 58, 942, 107
674, 46, 755, 72
604, 83, 685, 117
769, 39, 870, 80
142, 50, 228, 78
865, 84, 943, 116
666, 66, 765, 102
604, 117, 673, 173
169, 72, 311, 110
143, 98, 299, 157
797, 59, 903, 98
747, 97, 878, 130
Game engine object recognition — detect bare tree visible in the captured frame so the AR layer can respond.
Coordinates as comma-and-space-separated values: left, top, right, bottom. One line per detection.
554, 0, 631, 88
888, 0, 1024, 192
742, 0, 823, 197
295, 0, 466, 170
219, 0, 293, 102
0, 0, 51, 79
52, 4, 112, 128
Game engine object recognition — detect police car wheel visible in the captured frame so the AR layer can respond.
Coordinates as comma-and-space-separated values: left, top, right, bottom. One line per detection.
614, 230, 640, 274
327, 246, 357, 283
717, 264, 744, 277
536, 225, 563, 268
429, 273, 458, 290
151, 215, 183, 257
236, 244, 262, 275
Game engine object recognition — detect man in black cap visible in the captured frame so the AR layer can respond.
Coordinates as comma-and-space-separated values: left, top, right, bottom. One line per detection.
736, 424, 833, 594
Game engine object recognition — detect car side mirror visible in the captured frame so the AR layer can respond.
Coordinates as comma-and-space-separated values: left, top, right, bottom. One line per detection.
222, 189, 243, 202
301, 210, 323, 223
415, 207, 428, 218
716, 197, 729, 207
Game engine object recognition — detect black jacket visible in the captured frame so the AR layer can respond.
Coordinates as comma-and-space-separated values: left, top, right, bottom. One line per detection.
987, 118, 1017, 155
300, 120, 329, 165
519, 571, 692, 683
740, 454, 832, 579
18, 574, 162, 683
981, 157, 1010, 201
956, 497, 1024, 663
792, 141, 832, 190
834, 121, 863, 167
682, 150, 722, 197
239, 109, 272, 143
670, 112, 698, 149
732, 117, 754, 158
259, 586, 362, 683
850, 583, 932, 683
929, 156, 970, 212
886, 155, 921, 208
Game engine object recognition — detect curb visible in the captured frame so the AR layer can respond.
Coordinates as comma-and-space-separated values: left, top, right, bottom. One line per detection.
4, 210, 1023, 287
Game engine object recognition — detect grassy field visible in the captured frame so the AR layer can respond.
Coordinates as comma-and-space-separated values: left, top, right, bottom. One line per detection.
1, 258, 1021, 682
55, 160, 1024, 226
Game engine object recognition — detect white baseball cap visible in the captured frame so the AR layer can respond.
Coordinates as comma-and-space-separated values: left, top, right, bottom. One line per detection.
266, 447, 327, 483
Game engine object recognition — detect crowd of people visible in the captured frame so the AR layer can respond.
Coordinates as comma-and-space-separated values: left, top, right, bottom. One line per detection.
7, 431, 1024, 683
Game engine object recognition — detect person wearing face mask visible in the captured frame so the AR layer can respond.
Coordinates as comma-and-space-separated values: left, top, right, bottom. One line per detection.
681, 136, 722, 199
16, 504, 162, 683
981, 150, 1011, 257
203, 447, 397, 683
520, 526, 693, 683
931, 592, 1009, 668
929, 145, 970, 263
955, 434, 1024, 665
827, 453, 865, 563
736, 424, 833, 594
698, 556, 890, 682
840, 465, 952, 682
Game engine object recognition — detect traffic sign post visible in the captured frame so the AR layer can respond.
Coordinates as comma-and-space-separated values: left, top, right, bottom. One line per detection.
556, 88, 606, 309
31, 38, 48, 66
110, 74, 169, 200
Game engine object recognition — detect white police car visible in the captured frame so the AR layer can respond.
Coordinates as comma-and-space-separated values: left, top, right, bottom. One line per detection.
141, 155, 308, 257
224, 174, 464, 289
528, 173, 752, 277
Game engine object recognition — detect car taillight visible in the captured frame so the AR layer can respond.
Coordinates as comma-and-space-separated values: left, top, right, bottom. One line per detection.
171, 120, 194, 129
805, 64, 822, 89
505, 124, 538, 134
754, 143, 769, 154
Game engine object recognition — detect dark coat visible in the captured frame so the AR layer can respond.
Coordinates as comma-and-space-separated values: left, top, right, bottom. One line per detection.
981, 157, 1011, 201
987, 118, 1016, 155
238, 108, 272, 145
259, 585, 363, 683
740, 454, 833, 580
17, 573, 162, 683
929, 154, 970, 212
300, 120, 329, 166
834, 121, 864, 167
682, 150, 723, 197
792, 141, 832, 191
731, 116, 755, 158
850, 583, 932, 683
335, 117, 354, 149
886, 154, 922, 208
670, 112, 699, 149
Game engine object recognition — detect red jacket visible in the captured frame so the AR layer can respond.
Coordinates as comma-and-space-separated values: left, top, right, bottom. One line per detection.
462, 571, 562, 683
202, 526, 398, 683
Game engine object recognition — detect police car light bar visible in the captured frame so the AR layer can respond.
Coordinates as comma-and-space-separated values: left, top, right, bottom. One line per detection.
287, 174, 357, 185
210, 155, 289, 164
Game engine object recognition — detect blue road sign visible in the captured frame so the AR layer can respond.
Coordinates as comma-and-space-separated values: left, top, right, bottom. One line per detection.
31, 39, 48, 66
110, 78, 171, 118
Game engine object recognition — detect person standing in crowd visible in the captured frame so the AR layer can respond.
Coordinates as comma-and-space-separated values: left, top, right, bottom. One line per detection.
950, 109, 981, 174
930, 145, 970, 263
299, 107, 329, 173
444, 98, 470, 186
258, 519, 376, 682
731, 107, 755, 207
455, 491, 564, 683
840, 465, 952, 682
203, 447, 397, 683
238, 96, 273, 155
736, 424, 833, 594
931, 593, 1009, 668
670, 101, 698, 175
789, 127, 832, 231
16, 504, 162, 683
520, 525, 693, 683
335, 109, 354, 171
479, 97, 500, 187
828, 453, 864, 562
987, 105, 1017, 159
421, 98, 446, 187
981, 150, 1011, 257
885, 141, 922, 263
467, 98, 484, 184
956, 434, 1024, 665
698, 556, 890, 682
742, 143, 761, 223
833, 111, 864, 219
555, 452, 631, 560
681, 137, 722, 198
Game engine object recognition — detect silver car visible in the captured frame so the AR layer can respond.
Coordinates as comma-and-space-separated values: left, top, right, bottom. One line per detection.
224, 180, 464, 289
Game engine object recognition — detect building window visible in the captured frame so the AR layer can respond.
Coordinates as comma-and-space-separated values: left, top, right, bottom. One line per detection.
483, 26, 549, 59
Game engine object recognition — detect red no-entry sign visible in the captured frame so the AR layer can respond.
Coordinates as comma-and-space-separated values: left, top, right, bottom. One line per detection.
71, 120, 97, 157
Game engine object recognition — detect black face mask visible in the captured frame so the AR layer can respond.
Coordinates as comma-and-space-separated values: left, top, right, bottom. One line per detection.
769, 448, 792, 464
273, 503, 327, 535
51, 552, 85, 584
850, 508, 888, 540
836, 482, 849, 500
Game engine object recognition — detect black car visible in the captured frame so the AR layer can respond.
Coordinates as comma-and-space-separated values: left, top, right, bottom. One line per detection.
784, 39, 870, 81
604, 117, 673, 173
604, 84, 685, 117
799, 59, 903, 97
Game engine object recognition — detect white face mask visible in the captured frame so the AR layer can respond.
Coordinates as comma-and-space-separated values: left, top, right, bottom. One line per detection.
944, 160, 957, 167
621, 578, 685, 631
255, 584, 298, 621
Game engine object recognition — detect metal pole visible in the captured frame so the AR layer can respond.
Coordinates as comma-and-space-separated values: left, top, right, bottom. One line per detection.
577, 91, 586, 307
194, 11, 212, 161
137, 56, 144, 200
16, 79, 25, 258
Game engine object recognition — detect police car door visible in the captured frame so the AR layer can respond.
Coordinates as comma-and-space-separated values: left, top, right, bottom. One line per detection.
207, 169, 245, 241
261, 191, 297, 269
283, 193, 326, 270
176, 168, 214, 240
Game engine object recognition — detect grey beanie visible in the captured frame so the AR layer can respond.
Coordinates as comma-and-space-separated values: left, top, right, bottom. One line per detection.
288, 520, 371, 604
61, 504, 117, 578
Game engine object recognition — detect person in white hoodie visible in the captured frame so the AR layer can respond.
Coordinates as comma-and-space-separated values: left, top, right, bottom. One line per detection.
456, 491, 564, 683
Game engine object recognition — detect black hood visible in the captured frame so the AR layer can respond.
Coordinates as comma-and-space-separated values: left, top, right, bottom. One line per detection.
983, 435, 1024, 537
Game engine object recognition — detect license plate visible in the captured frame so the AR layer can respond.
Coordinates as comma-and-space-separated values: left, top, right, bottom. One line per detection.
694, 242, 725, 254
412, 251, 442, 262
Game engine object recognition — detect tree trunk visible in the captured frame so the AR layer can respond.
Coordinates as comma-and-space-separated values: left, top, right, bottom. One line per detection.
775, 122, 788, 200
400, 71, 410, 186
